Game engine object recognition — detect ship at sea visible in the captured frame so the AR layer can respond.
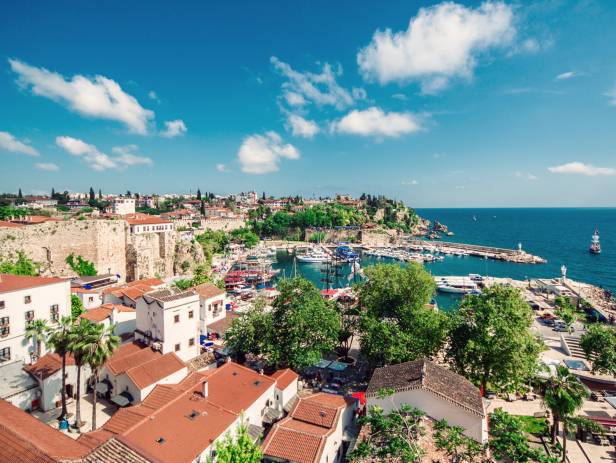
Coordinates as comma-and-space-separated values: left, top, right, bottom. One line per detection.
589, 229, 601, 255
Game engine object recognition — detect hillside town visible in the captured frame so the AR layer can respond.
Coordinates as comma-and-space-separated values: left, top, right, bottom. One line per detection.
0, 190, 615, 463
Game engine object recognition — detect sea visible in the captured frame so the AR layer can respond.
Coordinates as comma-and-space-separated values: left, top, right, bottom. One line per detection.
272, 208, 616, 311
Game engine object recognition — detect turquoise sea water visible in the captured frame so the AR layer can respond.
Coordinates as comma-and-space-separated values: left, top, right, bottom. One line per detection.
272, 208, 616, 311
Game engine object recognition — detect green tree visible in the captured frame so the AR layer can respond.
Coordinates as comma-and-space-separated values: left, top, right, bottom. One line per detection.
79, 323, 120, 431
71, 294, 85, 320
208, 421, 262, 463
358, 263, 447, 366
580, 324, 616, 376
68, 319, 95, 428
447, 285, 543, 394
225, 301, 272, 364
65, 253, 97, 276
25, 319, 49, 359
47, 316, 73, 421
542, 365, 588, 461
0, 250, 38, 276
89, 187, 95, 201
554, 296, 576, 333
433, 419, 483, 463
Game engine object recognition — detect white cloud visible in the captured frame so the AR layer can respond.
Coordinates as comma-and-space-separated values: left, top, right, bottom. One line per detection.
391, 93, 408, 101
9, 59, 154, 134
216, 163, 226, 172
514, 171, 538, 181
548, 162, 615, 176
148, 90, 159, 101
0, 131, 39, 156
402, 179, 418, 185
160, 119, 187, 138
331, 107, 423, 137
237, 131, 300, 174
556, 71, 576, 81
271, 56, 364, 110
286, 114, 320, 138
56, 136, 152, 171
35, 162, 59, 171
357, 1, 515, 93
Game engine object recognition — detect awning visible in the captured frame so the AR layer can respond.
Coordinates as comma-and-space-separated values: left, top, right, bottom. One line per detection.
316, 359, 332, 369
95, 382, 109, 394
111, 390, 134, 407
327, 361, 349, 372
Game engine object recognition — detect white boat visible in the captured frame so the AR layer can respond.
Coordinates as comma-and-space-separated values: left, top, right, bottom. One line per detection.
437, 282, 479, 294
296, 248, 331, 263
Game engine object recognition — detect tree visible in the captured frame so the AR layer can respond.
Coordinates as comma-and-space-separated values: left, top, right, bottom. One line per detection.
197, 189, 202, 200
25, 319, 49, 359
51, 187, 55, 197
225, 302, 272, 364
349, 403, 425, 462
580, 324, 616, 376
65, 253, 97, 276
200, 200, 206, 216
542, 365, 588, 461
433, 419, 483, 463
18, 188, 22, 199
71, 294, 85, 320
89, 187, 95, 201
68, 319, 95, 428
47, 316, 73, 421
208, 421, 262, 463
358, 263, 447, 366
554, 296, 575, 333
98, 189, 102, 200
265, 277, 340, 370
0, 250, 38, 276
447, 285, 543, 394
79, 323, 119, 430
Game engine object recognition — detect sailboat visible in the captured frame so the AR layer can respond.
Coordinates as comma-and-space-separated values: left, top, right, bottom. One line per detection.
589, 229, 601, 255
472, 214, 478, 222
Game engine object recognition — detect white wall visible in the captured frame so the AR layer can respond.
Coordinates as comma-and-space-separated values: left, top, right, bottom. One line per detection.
39, 364, 90, 412
113, 198, 136, 215
0, 280, 71, 365
76, 292, 103, 309
320, 404, 356, 463
368, 389, 487, 443
275, 378, 298, 411
199, 293, 227, 335
243, 381, 276, 428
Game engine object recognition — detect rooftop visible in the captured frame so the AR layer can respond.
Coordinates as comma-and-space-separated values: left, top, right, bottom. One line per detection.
80, 303, 135, 323
0, 274, 68, 294
192, 282, 225, 299
366, 359, 485, 417
105, 342, 161, 376
125, 352, 186, 389
144, 287, 197, 303
24, 352, 76, 380
270, 368, 300, 390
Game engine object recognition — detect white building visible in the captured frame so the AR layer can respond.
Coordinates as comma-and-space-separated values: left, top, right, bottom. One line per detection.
112, 197, 136, 215
71, 287, 103, 309
135, 287, 200, 362
193, 282, 227, 336
0, 274, 71, 366
80, 303, 136, 338
125, 214, 174, 234
262, 392, 357, 463
270, 368, 300, 412
365, 359, 488, 444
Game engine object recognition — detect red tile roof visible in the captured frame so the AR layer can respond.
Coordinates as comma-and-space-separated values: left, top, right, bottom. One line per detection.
0, 399, 90, 462
126, 352, 186, 389
192, 282, 225, 299
24, 353, 76, 380
80, 303, 135, 323
126, 278, 164, 288
125, 213, 172, 226
105, 343, 160, 376
271, 368, 299, 390
0, 274, 68, 294
10, 216, 62, 225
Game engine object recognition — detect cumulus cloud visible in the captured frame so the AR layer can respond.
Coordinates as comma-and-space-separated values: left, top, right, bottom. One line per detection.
237, 131, 300, 174
56, 136, 152, 171
556, 71, 577, 81
35, 162, 59, 172
331, 107, 423, 138
9, 59, 154, 134
271, 56, 365, 110
514, 171, 538, 181
0, 131, 39, 156
161, 119, 187, 138
286, 114, 320, 138
357, 1, 515, 93
548, 162, 615, 176
216, 163, 226, 172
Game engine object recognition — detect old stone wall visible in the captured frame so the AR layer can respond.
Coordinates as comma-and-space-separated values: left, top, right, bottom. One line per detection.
304, 227, 361, 243
360, 229, 398, 247
0, 220, 127, 279
200, 217, 246, 232
126, 231, 176, 281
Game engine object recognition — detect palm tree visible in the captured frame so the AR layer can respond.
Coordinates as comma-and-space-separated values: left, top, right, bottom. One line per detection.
68, 318, 95, 428
543, 365, 588, 462
80, 323, 119, 431
25, 319, 49, 360
46, 316, 73, 421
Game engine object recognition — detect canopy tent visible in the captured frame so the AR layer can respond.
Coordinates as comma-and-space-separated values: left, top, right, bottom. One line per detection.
110, 390, 134, 407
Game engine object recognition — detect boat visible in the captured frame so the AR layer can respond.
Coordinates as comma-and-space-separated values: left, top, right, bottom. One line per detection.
296, 247, 331, 263
437, 282, 479, 294
590, 229, 601, 255
473, 215, 478, 222
334, 245, 359, 262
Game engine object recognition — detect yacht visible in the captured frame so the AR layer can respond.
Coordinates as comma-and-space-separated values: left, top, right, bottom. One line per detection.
589, 229, 601, 255
296, 247, 331, 263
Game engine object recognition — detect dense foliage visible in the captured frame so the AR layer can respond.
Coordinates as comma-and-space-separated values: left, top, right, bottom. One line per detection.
65, 253, 97, 276
229, 227, 259, 248
0, 251, 38, 276
70, 295, 85, 320
208, 422, 262, 463
358, 263, 447, 366
225, 277, 340, 370
433, 419, 483, 463
0, 206, 27, 220
447, 285, 543, 394
580, 323, 616, 376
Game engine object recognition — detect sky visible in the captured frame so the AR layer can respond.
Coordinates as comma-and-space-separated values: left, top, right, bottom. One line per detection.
1, 0, 616, 207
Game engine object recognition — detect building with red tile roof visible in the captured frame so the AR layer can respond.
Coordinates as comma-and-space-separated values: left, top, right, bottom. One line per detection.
80, 303, 136, 338
262, 392, 357, 463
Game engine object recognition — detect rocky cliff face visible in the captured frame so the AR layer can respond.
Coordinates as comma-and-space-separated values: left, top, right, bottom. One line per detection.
173, 238, 207, 274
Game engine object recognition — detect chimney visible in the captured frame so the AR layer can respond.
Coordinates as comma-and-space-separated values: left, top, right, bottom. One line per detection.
110, 306, 118, 325
202, 381, 209, 398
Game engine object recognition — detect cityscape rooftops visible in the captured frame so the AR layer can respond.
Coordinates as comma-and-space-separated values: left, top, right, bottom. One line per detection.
192, 282, 225, 299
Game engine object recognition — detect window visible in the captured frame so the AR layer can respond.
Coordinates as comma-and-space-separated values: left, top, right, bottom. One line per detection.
50, 305, 59, 322
188, 338, 195, 347
174, 343, 181, 352
88, 297, 94, 303
25, 310, 34, 322
188, 310, 194, 319
174, 314, 180, 323
0, 301, 4, 309
0, 347, 10, 362
0, 318, 9, 337
24, 295, 31, 304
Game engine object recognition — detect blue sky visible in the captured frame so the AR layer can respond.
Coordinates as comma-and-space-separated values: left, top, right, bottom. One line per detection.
1, 0, 616, 207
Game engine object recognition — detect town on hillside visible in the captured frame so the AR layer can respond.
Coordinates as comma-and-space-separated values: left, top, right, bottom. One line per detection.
1, 190, 616, 463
